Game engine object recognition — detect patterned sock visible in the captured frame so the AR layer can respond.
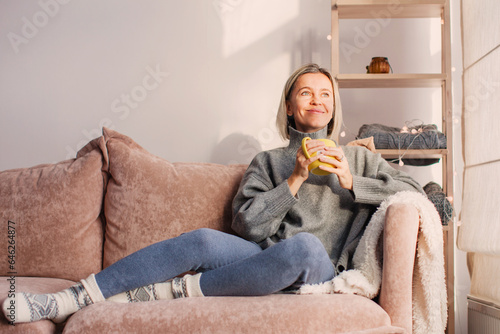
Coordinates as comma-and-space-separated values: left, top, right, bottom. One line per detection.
107, 273, 204, 303
106, 282, 173, 303
171, 273, 204, 298
1, 274, 104, 324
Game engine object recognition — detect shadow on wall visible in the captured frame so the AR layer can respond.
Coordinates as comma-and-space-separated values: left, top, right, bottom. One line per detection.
207, 0, 331, 166
210, 133, 263, 165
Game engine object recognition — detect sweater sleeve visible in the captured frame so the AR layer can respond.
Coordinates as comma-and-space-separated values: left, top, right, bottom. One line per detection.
231, 160, 297, 243
350, 147, 424, 206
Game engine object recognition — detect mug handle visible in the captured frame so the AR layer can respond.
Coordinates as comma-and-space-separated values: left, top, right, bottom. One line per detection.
301, 137, 312, 159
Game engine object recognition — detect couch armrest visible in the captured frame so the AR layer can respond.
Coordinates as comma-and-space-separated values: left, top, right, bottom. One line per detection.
379, 203, 420, 334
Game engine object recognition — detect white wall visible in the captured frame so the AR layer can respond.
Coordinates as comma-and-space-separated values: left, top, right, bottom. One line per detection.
0, 0, 467, 332
0, 0, 331, 170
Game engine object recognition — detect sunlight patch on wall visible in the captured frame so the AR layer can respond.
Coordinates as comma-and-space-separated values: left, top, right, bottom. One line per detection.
216, 0, 300, 58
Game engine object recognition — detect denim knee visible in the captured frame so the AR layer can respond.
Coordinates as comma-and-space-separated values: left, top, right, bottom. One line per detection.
276, 233, 334, 285
181, 228, 230, 257
281, 233, 331, 270
184, 228, 219, 247
180, 228, 262, 270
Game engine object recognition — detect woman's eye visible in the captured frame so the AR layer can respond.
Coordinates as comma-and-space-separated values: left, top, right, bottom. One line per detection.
301, 91, 311, 96
322, 93, 330, 97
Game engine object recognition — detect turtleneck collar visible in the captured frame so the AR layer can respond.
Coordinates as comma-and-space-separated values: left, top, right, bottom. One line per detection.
286, 126, 330, 154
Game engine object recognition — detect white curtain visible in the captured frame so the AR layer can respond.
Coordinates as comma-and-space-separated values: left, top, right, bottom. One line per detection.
457, 0, 500, 304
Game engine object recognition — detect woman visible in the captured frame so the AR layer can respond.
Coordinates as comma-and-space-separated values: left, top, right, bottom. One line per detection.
232, 64, 423, 277
3, 64, 422, 325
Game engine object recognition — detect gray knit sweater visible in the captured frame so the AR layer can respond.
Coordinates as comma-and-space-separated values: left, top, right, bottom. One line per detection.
232, 127, 423, 274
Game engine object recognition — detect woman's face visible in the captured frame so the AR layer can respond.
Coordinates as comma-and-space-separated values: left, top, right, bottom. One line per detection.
286, 73, 334, 134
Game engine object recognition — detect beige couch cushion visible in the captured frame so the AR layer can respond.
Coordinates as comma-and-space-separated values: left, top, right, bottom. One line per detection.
101, 128, 247, 268
0, 145, 106, 281
62, 294, 402, 334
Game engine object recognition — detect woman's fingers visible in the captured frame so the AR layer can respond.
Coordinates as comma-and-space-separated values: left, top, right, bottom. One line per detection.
318, 147, 353, 190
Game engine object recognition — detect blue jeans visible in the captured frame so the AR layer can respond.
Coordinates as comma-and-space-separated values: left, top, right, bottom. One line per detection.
95, 228, 335, 298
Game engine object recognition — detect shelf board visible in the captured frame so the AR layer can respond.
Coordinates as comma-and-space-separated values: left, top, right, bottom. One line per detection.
334, 0, 445, 19
336, 73, 446, 88
376, 148, 447, 159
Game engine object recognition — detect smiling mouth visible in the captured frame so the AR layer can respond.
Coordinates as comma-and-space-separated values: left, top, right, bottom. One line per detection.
308, 109, 324, 113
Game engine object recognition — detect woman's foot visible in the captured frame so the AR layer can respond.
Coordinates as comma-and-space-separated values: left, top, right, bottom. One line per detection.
107, 273, 204, 303
2, 274, 104, 324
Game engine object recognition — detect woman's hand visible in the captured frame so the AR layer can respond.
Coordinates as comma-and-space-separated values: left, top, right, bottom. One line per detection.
287, 140, 325, 196
287, 140, 354, 195
317, 145, 353, 190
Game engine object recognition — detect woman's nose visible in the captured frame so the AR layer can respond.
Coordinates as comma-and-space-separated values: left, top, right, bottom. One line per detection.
310, 95, 320, 104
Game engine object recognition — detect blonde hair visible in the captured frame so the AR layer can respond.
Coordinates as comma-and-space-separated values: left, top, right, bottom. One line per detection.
276, 63, 343, 142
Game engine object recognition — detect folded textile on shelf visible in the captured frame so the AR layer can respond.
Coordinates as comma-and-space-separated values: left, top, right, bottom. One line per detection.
357, 123, 447, 166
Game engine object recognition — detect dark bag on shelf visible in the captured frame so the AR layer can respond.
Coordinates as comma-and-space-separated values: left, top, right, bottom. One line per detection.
424, 182, 453, 226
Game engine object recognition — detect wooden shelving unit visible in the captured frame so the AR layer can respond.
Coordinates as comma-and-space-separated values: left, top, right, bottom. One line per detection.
376, 148, 448, 159
331, 1, 454, 333
334, 0, 445, 19
337, 73, 447, 88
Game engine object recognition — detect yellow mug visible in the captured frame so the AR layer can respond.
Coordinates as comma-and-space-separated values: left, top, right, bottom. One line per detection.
301, 137, 337, 175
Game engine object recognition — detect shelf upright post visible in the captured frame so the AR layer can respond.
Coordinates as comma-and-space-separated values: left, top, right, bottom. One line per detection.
441, 1, 455, 333
331, 0, 340, 77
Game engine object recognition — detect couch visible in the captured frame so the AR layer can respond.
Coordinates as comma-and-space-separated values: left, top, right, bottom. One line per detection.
0, 128, 420, 333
